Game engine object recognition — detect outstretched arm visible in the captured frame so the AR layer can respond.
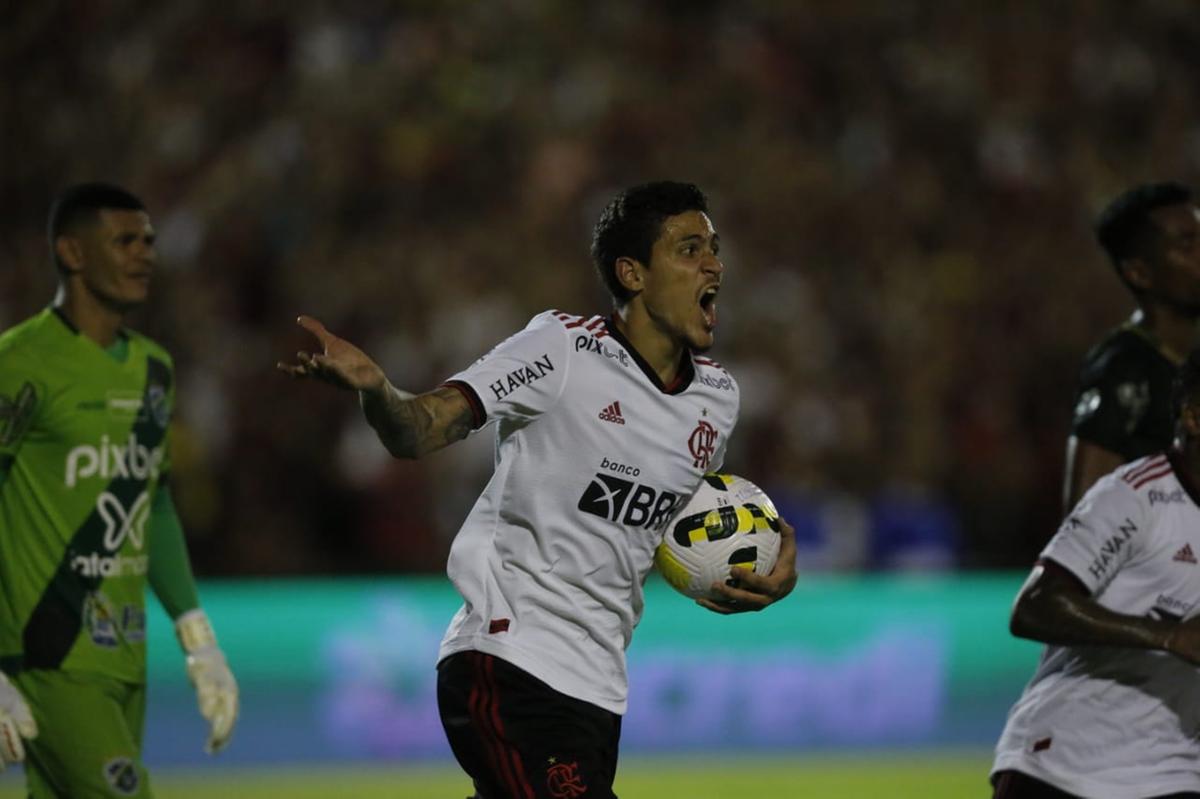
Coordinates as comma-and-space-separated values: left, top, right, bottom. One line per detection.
1012, 559, 1200, 666
277, 316, 475, 458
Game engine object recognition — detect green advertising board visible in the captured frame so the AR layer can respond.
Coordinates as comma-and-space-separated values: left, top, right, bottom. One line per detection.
141, 573, 1039, 765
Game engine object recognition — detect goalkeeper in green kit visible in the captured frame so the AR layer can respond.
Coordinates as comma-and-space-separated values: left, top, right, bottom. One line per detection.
0, 183, 238, 796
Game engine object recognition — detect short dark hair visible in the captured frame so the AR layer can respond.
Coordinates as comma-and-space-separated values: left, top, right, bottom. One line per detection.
1095, 182, 1193, 292
48, 182, 145, 272
590, 181, 709, 305
1173, 348, 1200, 423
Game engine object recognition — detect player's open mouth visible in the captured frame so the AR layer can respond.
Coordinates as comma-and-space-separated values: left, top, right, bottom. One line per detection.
699, 286, 719, 330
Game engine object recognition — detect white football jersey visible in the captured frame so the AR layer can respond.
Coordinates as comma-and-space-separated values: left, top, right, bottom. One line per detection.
437, 310, 740, 714
992, 453, 1200, 798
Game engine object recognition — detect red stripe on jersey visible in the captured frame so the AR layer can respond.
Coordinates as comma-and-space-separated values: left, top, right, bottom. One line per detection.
1123, 455, 1169, 484
694, 357, 723, 369
564, 318, 588, 329
585, 316, 605, 331
1131, 464, 1174, 490
554, 311, 582, 325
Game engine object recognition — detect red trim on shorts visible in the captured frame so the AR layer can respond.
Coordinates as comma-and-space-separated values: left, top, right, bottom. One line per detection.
468, 654, 524, 798
483, 655, 535, 798
466, 657, 504, 793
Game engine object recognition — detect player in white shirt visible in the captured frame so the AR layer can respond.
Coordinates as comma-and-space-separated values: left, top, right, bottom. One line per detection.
991, 348, 1200, 799
279, 182, 798, 799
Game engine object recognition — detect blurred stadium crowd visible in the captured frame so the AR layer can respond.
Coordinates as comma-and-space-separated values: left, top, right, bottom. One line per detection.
3, 1, 1198, 576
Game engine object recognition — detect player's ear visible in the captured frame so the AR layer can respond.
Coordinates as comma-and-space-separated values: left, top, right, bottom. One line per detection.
614, 256, 645, 295
54, 235, 85, 275
1118, 256, 1152, 292
1182, 398, 1200, 437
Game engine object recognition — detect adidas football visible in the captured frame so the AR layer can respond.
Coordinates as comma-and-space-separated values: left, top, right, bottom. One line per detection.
654, 473, 782, 601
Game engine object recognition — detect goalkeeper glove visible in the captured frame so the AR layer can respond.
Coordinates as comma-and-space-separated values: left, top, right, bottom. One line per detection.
0, 671, 36, 771
175, 608, 239, 754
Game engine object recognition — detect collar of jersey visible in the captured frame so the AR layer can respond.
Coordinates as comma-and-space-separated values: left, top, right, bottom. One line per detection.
1167, 448, 1200, 509
602, 315, 694, 396
1119, 318, 1187, 367
49, 306, 131, 362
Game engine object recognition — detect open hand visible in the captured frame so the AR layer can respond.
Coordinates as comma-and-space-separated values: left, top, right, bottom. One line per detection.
276, 315, 386, 393
698, 517, 798, 615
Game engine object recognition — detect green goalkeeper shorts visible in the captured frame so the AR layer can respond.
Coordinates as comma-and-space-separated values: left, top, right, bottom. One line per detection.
14, 669, 153, 798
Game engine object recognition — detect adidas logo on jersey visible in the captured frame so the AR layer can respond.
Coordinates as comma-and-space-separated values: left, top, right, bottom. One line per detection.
1173, 544, 1197, 564
598, 401, 626, 425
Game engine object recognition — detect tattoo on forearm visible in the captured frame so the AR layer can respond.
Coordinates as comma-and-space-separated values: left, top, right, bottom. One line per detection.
441, 400, 474, 446
367, 385, 427, 457
362, 384, 472, 458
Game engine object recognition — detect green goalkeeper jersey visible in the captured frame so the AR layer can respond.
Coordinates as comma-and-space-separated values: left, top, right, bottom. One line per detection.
0, 308, 174, 683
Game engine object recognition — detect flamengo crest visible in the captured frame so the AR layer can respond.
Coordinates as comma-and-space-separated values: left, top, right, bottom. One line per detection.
546, 759, 587, 799
688, 420, 717, 469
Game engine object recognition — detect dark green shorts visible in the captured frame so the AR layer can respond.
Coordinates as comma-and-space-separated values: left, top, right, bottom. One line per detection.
14, 669, 152, 798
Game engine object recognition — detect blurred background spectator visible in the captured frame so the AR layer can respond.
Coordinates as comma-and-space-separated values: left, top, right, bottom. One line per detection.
3, 0, 1197, 576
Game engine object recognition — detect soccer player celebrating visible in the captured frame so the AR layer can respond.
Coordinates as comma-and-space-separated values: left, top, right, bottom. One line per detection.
1064, 182, 1200, 511
279, 181, 797, 798
0, 184, 238, 796
992, 349, 1200, 798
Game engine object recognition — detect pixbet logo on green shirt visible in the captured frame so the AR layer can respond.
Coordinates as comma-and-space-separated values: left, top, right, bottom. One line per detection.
65, 432, 164, 487
64, 429, 164, 578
